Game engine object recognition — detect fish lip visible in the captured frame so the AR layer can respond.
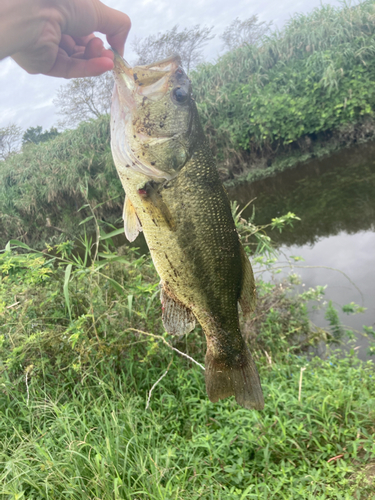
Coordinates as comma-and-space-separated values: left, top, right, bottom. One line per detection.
112, 50, 133, 76
112, 51, 181, 92
112, 50, 181, 73
112, 50, 136, 96
140, 54, 182, 71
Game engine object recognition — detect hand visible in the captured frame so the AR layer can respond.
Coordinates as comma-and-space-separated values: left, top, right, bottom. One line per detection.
0, 0, 131, 78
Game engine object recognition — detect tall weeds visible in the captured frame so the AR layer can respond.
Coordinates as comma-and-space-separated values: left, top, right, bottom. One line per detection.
193, 1, 375, 163
1, 217, 375, 498
0, 116, 122, 248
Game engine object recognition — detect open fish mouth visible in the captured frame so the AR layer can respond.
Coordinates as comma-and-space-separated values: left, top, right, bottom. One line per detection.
112, 52, 181, 102
111, 53, 182, 180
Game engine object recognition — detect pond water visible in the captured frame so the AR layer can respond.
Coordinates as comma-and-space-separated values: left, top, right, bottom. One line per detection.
228, 141, 375, 360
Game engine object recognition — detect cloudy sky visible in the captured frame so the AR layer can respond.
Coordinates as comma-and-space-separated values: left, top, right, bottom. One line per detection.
0, 0, 344, 132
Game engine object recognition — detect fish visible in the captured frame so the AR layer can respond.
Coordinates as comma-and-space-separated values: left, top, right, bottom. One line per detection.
110, 52, 264, 410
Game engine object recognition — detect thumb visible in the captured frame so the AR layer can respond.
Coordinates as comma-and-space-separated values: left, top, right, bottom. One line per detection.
95, 1, 131, 56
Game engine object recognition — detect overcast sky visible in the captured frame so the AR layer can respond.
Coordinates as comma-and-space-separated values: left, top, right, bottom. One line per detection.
0, 0, 344, 132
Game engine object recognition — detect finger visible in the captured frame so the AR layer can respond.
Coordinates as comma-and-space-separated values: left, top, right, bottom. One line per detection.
45, 48, 114, 78
95, 2, 131, 56
74, 36, 114, 61
72, 34, 96, 47
60, 35, 78, 56
71, 51, 85, 59
83, 37, 104, 59
71, 47, 113, 61
101, 48, 114, 60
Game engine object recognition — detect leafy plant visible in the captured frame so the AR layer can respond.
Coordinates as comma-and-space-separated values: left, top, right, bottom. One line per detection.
1, 206, 375, 498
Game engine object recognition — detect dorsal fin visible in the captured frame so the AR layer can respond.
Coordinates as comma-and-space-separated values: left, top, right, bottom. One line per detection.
239, 244, 256, 319
123, 196, 142, 242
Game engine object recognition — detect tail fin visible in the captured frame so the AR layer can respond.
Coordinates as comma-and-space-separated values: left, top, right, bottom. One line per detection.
205, 346, 264, 410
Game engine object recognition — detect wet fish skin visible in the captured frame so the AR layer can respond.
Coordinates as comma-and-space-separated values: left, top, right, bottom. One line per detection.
111, 53, 264, 410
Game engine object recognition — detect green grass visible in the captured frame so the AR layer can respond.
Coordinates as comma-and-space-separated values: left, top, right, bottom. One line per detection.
194, 0, 375, 158
0, 116, 123, 249
0, 229, 375, 499
1, 351, 375, 499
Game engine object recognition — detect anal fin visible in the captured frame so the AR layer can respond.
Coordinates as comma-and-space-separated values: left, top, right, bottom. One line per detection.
160, 286, 196, 336
239, 244, 256, 319
123, 196, 142, 242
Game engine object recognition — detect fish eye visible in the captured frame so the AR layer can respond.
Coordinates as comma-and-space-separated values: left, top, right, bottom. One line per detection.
172, 87, 189, 104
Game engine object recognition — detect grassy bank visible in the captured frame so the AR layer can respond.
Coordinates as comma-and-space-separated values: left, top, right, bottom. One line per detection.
222, 118, 375, 187
2, 347, 375, 498
2, 2, 375, 248
0, 117, 123, 249
194, 0, 375, 181
1, 213, 375, 498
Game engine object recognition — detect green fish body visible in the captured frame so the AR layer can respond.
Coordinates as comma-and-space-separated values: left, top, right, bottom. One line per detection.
111, 54, 264, 410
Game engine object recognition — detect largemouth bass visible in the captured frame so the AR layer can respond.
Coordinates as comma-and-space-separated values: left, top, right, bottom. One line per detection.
110, 53, 264, 410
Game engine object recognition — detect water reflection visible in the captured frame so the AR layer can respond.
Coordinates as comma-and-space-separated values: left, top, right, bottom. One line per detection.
229, 141, 375, 246
265, 232, 375, 361
229, 141, 375, 360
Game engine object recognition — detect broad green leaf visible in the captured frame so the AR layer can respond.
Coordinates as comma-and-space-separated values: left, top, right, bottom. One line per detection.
79, 216, 95, 226
8, 240, 31, 250
107, 277, 126, 296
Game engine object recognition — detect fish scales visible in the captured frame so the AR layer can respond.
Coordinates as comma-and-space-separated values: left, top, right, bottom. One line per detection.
111, 53, 264, 410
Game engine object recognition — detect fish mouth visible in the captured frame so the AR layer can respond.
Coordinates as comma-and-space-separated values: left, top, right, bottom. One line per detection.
112, 52, 134, 92
112, 51, 181, 99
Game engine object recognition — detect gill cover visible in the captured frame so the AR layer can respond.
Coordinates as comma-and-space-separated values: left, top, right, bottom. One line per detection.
111, 79, 172, 180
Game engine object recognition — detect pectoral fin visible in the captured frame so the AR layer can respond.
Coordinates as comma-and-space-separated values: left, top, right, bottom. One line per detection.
123, 196, 142, 242
138, 181, 176, 231
239, 244, 256, 318
160, 286, 196, 336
